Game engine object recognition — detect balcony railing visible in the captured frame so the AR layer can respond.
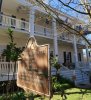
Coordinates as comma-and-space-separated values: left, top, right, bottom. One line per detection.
0, 13, 86, 44
34, 24, 53, 38
0, 14, 29, 31
0, 13, 53, 37
58, 33, 73, 42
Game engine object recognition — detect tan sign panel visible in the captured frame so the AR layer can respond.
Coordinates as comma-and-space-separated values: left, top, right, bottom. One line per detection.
17, 37, 51, 97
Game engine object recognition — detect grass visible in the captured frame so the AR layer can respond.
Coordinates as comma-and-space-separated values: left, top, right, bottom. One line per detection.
34, 88, 91, 100
0, 88, 91, 100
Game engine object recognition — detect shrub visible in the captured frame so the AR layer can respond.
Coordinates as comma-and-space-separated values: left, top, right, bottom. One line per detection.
52, 75, 74, 92
2, 28, 22, 62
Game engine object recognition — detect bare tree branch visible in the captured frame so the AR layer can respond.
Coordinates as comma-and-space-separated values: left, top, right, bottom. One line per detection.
80, 0, 91, 18
58, 0, 89, 15
36, 0, 91, 46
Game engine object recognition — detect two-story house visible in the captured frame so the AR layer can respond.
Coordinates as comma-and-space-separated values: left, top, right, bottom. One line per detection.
0, 0, 90, 82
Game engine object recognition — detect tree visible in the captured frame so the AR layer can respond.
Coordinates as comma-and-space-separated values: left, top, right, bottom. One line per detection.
35, 0, 91, 46
2, 28, 22, 62
49, 0, 91, 19
2, 28, 23, 96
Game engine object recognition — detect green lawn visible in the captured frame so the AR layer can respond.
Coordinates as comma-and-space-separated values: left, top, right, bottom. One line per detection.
0, 88, 91, 100
34, 88, 91, 100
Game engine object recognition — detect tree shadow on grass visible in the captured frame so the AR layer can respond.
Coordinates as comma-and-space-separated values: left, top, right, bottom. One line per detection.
54, 88, 91, 100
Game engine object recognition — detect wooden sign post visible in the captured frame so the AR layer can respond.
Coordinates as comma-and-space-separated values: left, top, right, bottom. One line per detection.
17, 37, 52, 99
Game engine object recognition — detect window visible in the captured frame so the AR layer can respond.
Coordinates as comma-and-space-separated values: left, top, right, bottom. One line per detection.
21, 18, 25, 30
63, 52, 72, 63
11, 15, 16, 28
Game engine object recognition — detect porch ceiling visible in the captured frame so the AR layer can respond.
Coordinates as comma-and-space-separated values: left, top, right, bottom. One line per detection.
2, 0, 21, 12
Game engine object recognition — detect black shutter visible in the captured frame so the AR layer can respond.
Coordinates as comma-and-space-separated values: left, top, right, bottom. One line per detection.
0, 0, 3, 12
69, 52, 72, 63
63, 52, 66, 63
89, 52, 90, 57
78, 53, 81, 61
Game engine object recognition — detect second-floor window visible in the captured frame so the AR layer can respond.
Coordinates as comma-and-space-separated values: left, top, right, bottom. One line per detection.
11, 15, 16, 28
21, 18, 25, 30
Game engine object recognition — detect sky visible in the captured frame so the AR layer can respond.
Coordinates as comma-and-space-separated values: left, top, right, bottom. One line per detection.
49, 0, 88, 20
48, 0, 91, 40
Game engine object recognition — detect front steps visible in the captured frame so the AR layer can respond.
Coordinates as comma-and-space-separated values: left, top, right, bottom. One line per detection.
60, 69, 90, 85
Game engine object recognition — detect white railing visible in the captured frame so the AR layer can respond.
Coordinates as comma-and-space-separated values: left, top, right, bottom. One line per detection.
0, 62, 18, 74
0, 13, 86, 43
34, 24, 53, 38
58, 33, 73, 42
0, 14, 29, 31
0, 13, 53, 38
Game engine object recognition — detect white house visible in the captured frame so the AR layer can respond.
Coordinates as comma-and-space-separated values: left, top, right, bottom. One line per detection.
0, 0, 90, 83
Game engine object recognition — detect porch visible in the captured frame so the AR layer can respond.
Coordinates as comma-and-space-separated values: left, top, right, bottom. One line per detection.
0, 61, 90, 83
0, 62, 17, 81
0, 13, 85, 44
0, 13, 53, 38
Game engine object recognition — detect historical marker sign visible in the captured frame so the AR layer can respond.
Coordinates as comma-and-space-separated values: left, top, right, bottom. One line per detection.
17, 37, 51, 97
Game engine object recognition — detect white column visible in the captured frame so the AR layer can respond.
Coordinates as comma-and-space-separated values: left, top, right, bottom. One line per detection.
85, 42, 90, 66
52, 18, 58, 56
29, 7, 35, 37
73, 35, 79, 68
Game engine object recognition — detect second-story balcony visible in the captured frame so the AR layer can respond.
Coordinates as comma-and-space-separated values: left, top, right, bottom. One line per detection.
34, 24, 53, 38
0, 13, 53, 38
0, 13, 86, 45
58, 33, 73, 43
0, 13, 29, 32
